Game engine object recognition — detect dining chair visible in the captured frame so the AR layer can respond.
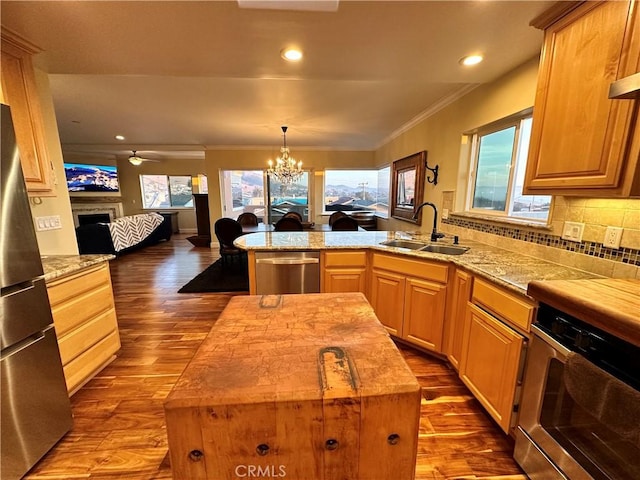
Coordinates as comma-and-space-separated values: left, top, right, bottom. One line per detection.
274, 217, 303, 231
331, 216, 359, 231
328, 211, 348, 226
237, 212, 259, 226
214, 218, 245, 266
282, 211, 303, 222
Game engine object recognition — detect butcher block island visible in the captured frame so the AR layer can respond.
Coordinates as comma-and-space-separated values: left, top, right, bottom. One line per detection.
164, 293, 421, 480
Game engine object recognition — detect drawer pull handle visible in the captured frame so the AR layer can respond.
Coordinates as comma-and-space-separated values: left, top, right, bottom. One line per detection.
256, 444, 270, 456
325, 438, 339, 450
387, 433, 400, 445
189, 450, 203, 462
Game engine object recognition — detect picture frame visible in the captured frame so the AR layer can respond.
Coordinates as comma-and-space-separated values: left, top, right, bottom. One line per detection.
390, 151, 427, 224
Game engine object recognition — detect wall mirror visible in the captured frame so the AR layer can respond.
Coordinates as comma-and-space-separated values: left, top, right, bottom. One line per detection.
390, 151, 427, 224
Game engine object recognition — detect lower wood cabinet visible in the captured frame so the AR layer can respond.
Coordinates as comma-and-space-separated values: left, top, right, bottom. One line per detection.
459, 303, 526, 433
370, 268, 405, 336
369, 253, 448, 353
321, 250, 367, 294
444, 269, 473, 370
47, 262, 120, 394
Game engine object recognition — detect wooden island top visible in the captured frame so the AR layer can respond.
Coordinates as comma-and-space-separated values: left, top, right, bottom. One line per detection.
164, 292, 421, 480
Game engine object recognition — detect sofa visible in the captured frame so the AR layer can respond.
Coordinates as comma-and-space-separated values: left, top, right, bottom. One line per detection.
76, 212, 172, 255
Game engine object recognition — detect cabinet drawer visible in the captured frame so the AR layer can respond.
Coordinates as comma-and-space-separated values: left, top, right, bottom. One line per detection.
51, 283, 115, 337
372, 253, 448, 283
57, 309, 118, 366
63, 330, 120, 394
472, 278, 534, 332
323, 250, 367, 267
47, 264, 111, 306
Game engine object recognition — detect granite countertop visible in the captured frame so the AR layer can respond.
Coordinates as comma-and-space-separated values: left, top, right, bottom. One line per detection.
41, 254, 115, 282
235, 231, 602, 297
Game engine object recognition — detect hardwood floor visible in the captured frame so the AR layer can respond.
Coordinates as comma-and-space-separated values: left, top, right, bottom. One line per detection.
26, 234, 524, 479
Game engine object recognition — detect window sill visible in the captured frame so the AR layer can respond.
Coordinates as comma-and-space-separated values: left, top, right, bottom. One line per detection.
447, 211, 552, 231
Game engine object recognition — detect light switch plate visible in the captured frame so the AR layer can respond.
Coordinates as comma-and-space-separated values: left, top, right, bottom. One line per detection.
35, 215, 62, 231
441, 208, 449, 220
561, 221, 584, 242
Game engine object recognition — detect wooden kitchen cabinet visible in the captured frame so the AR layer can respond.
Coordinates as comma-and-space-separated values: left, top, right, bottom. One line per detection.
444, 269, 473, 371
524, 0, 640, 197
369, 253, 448, 353
321, 250, 367, 294
0, 28, 55, 195
370, 268, 405, 336
458, 278, 533, 433
459, 304, 525, 433
403, 277, 447, 352
47, 262, 120, 394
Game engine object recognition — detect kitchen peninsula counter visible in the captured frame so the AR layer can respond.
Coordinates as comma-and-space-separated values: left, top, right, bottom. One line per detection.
235, 231, 601, 297
41, 254, 115, 282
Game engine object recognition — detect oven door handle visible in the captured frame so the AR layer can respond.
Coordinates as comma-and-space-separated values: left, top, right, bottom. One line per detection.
531, 324, 572, 357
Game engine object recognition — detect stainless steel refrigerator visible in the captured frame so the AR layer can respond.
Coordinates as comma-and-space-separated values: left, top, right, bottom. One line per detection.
1, 104, 72, 479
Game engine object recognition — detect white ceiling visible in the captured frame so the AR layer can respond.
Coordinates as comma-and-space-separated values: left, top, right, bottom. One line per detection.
1, 1, 553, 161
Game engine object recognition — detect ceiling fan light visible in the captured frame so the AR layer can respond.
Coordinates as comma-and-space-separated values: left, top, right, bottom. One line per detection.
129, 157, 143, 166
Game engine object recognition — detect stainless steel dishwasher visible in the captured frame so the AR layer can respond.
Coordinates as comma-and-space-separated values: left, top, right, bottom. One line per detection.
254, 251, 320, 294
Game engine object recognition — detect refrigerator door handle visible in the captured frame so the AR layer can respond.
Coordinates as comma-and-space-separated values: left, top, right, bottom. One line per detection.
0, 332, 45, 360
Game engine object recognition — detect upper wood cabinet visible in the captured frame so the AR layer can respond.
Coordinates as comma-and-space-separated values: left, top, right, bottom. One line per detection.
524, 0, 640, 197
1, 28, 55, 195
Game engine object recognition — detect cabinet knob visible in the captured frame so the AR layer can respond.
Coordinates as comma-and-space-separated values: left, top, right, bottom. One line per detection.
189, 450, 204, 462
256, 444, 270, 456
325, 438, 339, 450
387, 433, 400, 445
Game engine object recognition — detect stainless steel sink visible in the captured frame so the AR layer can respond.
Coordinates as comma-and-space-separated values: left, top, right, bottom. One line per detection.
380, 239, 428, 250
419, 244, 469, 255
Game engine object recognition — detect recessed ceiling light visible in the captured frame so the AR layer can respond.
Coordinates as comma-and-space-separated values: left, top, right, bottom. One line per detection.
115, 135, 125, 141
281, 48, 303, 62
460, 55, 484, 66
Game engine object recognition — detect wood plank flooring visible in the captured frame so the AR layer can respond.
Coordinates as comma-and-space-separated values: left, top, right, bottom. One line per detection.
26, 234, 525, 480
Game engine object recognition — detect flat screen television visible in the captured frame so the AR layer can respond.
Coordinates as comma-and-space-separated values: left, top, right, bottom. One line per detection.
64, 163, 120, 192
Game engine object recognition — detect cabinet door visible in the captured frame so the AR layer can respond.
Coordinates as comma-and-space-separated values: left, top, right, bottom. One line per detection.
402, 277, 447, 353
323, 267, 367, 294
459, 304, 525, 433
524, 0, 640, 197
0, 33, 54, 195
370, 269, 405, 336
445, 270, 473, 370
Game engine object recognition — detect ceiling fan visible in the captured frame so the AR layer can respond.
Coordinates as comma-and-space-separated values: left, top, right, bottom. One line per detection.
128, 150, 160, 166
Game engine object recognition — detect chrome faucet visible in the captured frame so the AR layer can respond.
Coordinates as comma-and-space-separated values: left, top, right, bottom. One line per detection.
413, 201, 445, 242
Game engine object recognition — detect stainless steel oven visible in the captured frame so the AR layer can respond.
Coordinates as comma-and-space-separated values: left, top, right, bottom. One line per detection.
514, 303, 640, 479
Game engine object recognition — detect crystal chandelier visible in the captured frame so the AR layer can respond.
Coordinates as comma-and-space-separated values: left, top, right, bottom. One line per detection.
267, 126, 303, 185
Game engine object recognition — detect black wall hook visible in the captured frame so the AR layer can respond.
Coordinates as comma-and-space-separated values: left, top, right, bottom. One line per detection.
425, 159, 439, 185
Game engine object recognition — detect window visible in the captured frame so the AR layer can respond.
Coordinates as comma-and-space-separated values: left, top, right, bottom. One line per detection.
220, 170, 265, 221
324, 167, 390, 218
268, 172, 310, 222
140, 175, 193, 209
467, 112, 550, 222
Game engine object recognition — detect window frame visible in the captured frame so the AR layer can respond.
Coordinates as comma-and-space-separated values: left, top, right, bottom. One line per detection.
139, 174, 194, 209
322, 166, 391, 219
465, 108, 550, 224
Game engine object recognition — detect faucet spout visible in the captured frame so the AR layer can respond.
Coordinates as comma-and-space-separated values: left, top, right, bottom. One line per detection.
412, 201, 445, 242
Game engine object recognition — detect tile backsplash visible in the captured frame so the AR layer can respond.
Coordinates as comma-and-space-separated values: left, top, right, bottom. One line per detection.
441, 197, 640, 279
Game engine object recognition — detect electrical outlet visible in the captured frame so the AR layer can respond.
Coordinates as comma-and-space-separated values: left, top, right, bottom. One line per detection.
561, 221, 584, 242
603, 226, 623, 249
35, 215, 62, 231
441, 208, 449, 220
